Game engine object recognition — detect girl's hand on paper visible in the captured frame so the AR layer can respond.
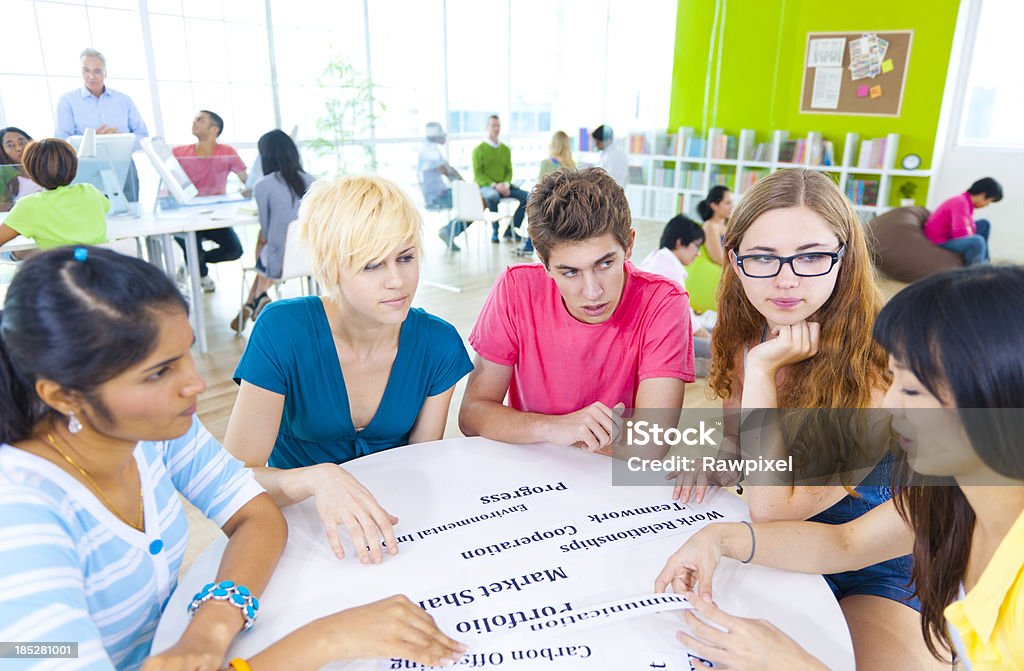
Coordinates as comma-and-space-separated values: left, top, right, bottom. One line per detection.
654, 526, 724, 601
676, 591, 829, 671
323, 595, 468, 666
311, 464, 400, 564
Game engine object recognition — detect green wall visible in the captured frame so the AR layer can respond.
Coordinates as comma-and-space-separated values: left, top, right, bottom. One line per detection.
669, 0, 961, 202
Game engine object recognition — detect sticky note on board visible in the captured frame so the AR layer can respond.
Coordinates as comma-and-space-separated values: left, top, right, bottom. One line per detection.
870, 85, 883, 99
856, 85, 870, 97
881, 59, 894, 74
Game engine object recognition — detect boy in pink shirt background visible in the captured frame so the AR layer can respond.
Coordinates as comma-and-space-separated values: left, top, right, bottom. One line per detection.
923, 176, 1002, 265
171, 110, 248, 291
460, 168, 694, 452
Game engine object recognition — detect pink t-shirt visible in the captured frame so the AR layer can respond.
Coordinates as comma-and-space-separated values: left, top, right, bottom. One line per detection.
172, 144, 246, 196
924, 192, 975, 244
469, 262, 695, 415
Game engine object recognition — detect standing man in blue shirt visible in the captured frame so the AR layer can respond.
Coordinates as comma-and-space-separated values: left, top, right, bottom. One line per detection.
55, 48, 148, 202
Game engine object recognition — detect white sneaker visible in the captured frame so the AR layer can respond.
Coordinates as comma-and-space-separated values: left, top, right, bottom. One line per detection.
200, 275, 216, 293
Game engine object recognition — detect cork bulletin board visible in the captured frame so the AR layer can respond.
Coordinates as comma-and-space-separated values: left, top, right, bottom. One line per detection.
799, 30, 913, 117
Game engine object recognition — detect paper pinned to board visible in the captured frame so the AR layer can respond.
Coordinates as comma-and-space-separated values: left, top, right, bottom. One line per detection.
810, 67, 843, 109
856, 85, 870, 97
870, 85, 883, 99
881, 58, 894, 74
807, 37, 846, 67
849, 33, 889, 81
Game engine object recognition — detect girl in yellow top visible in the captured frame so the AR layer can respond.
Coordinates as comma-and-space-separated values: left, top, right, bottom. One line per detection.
682, 185, 732, 312
0, 138, 108, 251
656, 264, 1024, 670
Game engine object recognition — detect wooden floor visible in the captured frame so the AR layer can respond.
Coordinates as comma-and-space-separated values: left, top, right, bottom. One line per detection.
181, 217, 906, 571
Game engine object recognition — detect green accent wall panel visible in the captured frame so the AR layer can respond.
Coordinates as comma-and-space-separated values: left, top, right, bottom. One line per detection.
669, 0, 960, 168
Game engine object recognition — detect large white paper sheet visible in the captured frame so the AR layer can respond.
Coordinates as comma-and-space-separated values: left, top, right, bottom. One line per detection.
811, 67, 843, 109
807, 37, 846, 67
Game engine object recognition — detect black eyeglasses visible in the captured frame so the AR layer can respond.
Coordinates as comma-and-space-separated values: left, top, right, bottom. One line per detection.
733, 244, 846, 278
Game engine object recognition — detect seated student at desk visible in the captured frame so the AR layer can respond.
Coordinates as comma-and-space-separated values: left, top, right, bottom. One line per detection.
232, 129, 316, 332
225, 175, 473, 564
0, 138, 108, 254
0, 126, 44, 211
459, 168, 694, 451
0, 247, 467, 671
173, 110, 248, 293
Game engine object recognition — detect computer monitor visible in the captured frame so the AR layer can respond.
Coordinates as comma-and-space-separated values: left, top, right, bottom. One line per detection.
67, 132, 136, 214
140, 136, 199, 205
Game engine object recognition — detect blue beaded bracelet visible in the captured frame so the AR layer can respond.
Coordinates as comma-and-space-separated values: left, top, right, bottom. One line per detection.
187, 580, 260, 632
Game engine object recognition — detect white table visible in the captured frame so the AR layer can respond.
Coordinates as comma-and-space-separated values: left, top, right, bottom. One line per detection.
153, 438, 854, 670
0, 205, 258, 353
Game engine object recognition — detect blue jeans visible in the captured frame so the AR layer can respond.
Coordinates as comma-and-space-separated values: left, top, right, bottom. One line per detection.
480, 184, 528, 235
939, 218, 990, 265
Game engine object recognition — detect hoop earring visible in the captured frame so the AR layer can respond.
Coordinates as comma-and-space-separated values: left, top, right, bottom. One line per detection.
68, 411, 83, 434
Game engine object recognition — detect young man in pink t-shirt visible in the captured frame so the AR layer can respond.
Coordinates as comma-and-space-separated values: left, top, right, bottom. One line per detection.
171, 110, 247, 291
172, 110, 249, 196
460, 168, 695, 451
923, 177, 1002, 265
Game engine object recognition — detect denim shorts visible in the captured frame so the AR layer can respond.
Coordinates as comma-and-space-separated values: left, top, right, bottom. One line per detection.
809, 455, 921, 612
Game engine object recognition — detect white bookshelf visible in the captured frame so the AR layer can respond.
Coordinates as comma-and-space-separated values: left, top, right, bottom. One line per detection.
591, 128, 933, 223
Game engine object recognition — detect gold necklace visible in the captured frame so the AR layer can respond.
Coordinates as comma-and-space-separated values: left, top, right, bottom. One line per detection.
45, 432, 144, 532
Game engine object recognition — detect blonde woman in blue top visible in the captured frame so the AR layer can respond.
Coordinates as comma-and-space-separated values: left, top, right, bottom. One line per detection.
226, 175, 473, 565
0, 247, 466, 670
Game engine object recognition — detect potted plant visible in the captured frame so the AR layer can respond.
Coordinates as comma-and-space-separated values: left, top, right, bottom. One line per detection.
898, 181, 917, 207
308, 56, 384, 177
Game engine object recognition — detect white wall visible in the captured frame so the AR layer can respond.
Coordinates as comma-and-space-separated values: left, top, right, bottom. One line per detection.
931, 0, 1024, 262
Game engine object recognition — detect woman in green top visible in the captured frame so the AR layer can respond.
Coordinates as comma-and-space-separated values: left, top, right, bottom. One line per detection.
539, 130, 576, 178
519, 131, 577, 256
684, 185, 733, 312
0, 139, 108, 251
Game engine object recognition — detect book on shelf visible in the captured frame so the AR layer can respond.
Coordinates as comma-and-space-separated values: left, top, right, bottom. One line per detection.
710, 134, 738, 160
655, 133, 678, 155
709, 170, 733, 190
684, 170, 704, 190
844, 179, 879, 206
627, 165, 647, 185
777, 138, 834, 166
751, 142, 772, 162
739, 169, 768, 191
683, 137, 706, 158
627, 133, 648, 154
653, 167, 675, 187
577, 128, 594, 152
856, 137, 887, 169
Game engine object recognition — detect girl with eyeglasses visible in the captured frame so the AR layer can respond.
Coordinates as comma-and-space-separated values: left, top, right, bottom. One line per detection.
676, 169, 942, 669
657, 264, 1023, 670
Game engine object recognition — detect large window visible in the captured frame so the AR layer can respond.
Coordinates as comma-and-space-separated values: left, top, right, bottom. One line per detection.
957, 0, 1024, 147
0, 0, 678, 194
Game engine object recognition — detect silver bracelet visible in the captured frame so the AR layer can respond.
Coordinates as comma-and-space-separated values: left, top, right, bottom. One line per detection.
740, 521, 756, 563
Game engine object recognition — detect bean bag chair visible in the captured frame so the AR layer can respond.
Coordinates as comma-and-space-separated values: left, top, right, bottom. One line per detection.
864, 206, 964, 283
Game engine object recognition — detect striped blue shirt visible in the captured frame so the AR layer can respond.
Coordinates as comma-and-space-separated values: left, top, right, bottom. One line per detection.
0, 418, 264, 670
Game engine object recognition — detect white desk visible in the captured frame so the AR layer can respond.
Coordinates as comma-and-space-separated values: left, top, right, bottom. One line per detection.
153, 438, 854, 670
0, 205, 258, 353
